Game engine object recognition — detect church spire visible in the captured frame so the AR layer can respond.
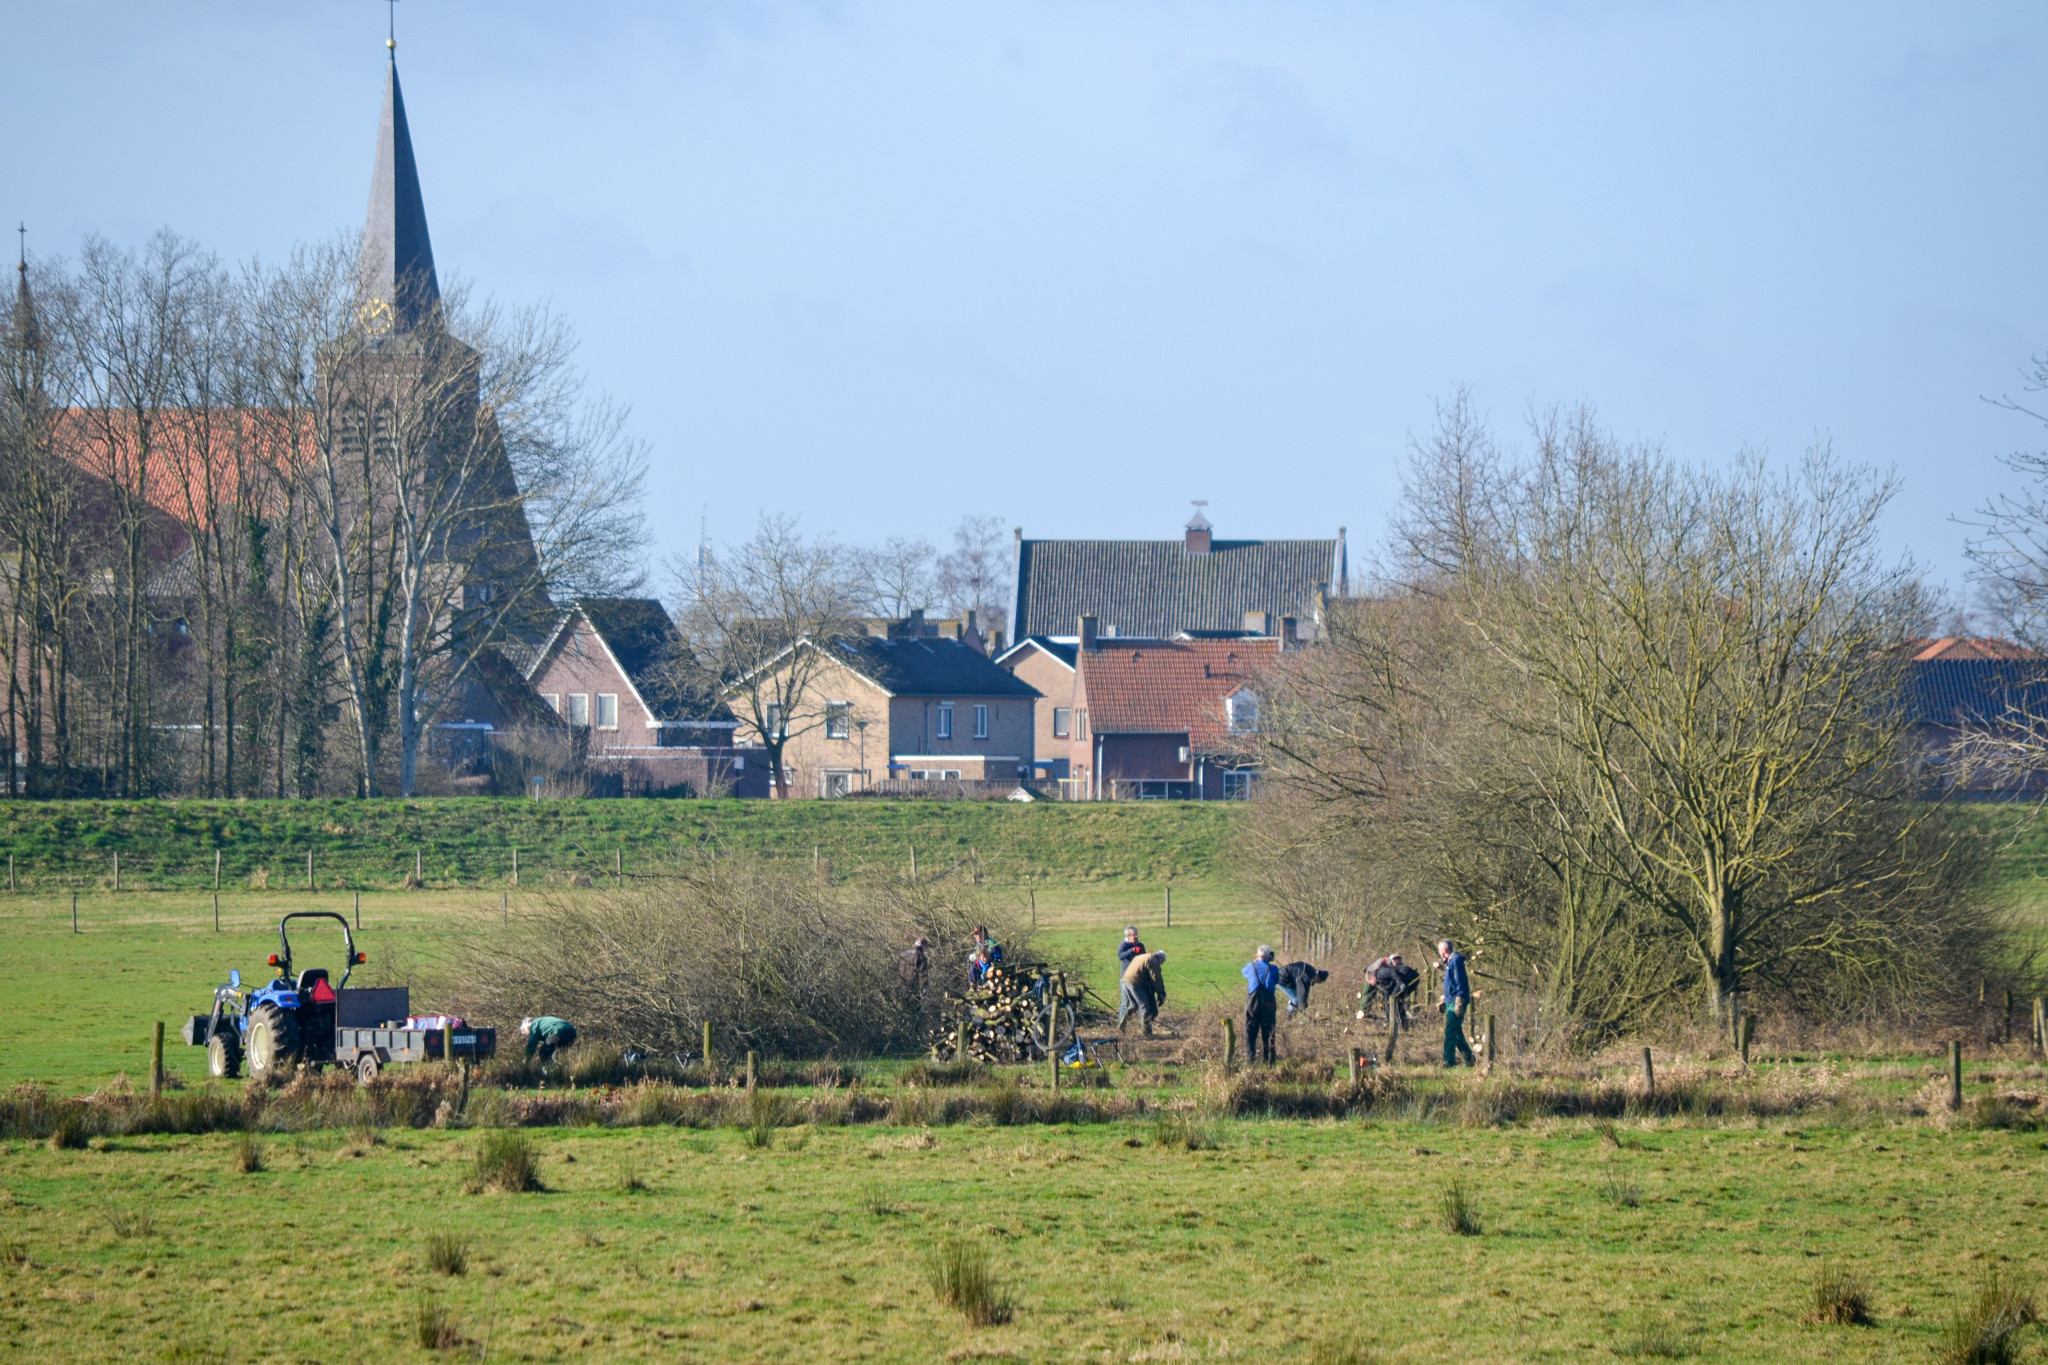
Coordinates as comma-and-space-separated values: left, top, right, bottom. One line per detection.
12, 224, 39, 353
360, 52, 441, 331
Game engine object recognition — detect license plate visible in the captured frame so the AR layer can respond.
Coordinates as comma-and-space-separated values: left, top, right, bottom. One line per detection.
453, 1035, 475, 1045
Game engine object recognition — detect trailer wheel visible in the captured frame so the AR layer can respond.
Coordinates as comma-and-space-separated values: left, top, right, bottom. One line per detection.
354, 1053, 381, 1086
244, 1004, 298, 1080
207, 1033, 242, 1079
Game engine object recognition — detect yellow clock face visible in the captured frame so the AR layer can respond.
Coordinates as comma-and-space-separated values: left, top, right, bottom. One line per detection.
359, 296, 394, 335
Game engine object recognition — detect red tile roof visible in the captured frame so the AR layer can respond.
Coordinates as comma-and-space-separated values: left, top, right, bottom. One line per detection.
1081, 638, 1278, 750
1907, 636, 2039, 661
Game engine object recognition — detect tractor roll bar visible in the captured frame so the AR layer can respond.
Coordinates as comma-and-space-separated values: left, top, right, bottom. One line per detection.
274, 911, 363, 991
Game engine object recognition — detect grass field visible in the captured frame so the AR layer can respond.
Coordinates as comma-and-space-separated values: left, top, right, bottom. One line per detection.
0, 798, 1240, 889
5, 802, 2048, 1362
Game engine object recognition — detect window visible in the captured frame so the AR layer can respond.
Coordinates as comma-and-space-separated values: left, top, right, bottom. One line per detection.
908, 768, 963, 781
973, 704, 989, 739
1227, 690, 1259, 736
825, 702, 851, 740
1052, 707, 1071, 738
1222, 769, 1255, 800
567, 693, 589, 727
936, 702, 954, 740
543, 693, 560, 717
766, 704, 784, 739
595, 693, 619, 730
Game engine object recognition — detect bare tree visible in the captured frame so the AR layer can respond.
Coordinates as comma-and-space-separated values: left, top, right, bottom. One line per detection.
672, 514, 865, 798
936, 514, 1011, 636
857, 534, 936, 620
1964, 351, 2048, 649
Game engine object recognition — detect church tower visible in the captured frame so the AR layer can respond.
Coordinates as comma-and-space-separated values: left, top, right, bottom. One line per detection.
360, 51, 441, 331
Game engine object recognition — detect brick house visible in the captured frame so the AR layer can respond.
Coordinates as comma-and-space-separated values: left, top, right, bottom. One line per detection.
526, 599, 768, 796
730, 631, 1041, 797
1005, 617, 1277, 799
995, 637, 1078, 780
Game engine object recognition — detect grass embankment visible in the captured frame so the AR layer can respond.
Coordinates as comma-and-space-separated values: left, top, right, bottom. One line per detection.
0, 797, 1240, 889
1, 1089, 2044, 1362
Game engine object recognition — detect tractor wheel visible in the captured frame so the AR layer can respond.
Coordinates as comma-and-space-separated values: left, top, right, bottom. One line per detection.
207, 1033, 242, 1080
354, 1053, 381, 1086
244, 1003, 298, 1080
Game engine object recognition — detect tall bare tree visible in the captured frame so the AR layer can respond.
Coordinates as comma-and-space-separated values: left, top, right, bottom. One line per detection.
857, 534, 937, 620
672, 514, 865, 798
936, 514, 1011, 637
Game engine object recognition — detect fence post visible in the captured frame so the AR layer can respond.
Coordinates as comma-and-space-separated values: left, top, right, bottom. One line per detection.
1347, 1049, 1359, 1085
213, 892, 219, 933
909, 846, 917, 879
1165, 886, 1172, 928
71, 890, 78, 933
1739, 1014, 1755, 1067
1030, 887, 1037, 932
2035, 998, 2046, 1057
1640, 1046, 1655, 1097
214, 849, 221, 892
501, 892, 508, 926
152, 1020, 164, 1098
1221, 1016, 1237, 1072
113, 851, 120, 892
414, 849, 422, 885
512, 847, 518, 887
1484, 1014, 1497, 1075
745, 1050, 758, 1092
8, 852, 13, 891
1948, 1040, 1962, 1112
616, 847, 623, 886
442, 1023, 453, 1071
305, 850, 312, 890
2004, 989, 2014, 1045
353, 891, 360, 930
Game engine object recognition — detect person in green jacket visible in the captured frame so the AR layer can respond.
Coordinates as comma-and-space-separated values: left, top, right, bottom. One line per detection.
520, 1016, 578, 1063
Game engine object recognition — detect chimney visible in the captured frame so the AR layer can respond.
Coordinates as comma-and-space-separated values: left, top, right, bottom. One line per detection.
1280, 616, 1298, 649
1242, 610, 1271, 636
990, 629, 1006, 655
1079, 615, 1098, 652
1185, 500, 1212, 555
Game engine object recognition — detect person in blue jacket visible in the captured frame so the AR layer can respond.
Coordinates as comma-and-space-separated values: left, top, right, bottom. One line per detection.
1437, 939, 1475, 1067
1241, 946, 1282, 1064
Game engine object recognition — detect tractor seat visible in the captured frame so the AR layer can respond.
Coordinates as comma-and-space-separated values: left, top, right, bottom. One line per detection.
297, 968, 334, 1002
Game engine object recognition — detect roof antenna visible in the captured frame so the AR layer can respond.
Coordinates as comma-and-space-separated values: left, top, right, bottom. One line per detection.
387, 0, 397, 58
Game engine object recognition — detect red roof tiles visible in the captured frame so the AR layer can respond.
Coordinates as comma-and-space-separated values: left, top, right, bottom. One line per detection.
1080, 638, 1278, 750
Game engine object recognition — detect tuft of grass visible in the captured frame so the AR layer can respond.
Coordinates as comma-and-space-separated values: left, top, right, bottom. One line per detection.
1150, 1112, 1217, 1151
1936, 1270, 2039, 1365
161, 1345, 230, 1365
618, 1155, 649, 1193
0, 1238, 28, 1268
743, 1091, 784, 1149
470, 1130, 543, 1194
925, 1237, 1015, 1327
230, 1132, 264, 1174
412, 1293, 463, 1352
1599, 1170, 1642, 1208
48, 1114, 88, 1151
1804, 1264, 1873, 1326
423, 1230, 468, 1276
108, 1208, 155, 1239
1438, 1178, 1482, 1236
1304, 1340, 1385, 1365
1616, 1320, 1695, 1358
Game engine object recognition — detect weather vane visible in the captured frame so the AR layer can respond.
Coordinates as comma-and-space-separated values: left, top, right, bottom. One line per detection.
387, 0, 398, 53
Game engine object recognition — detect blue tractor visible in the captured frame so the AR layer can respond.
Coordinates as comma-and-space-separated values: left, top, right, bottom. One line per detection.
184, 912, 494, 1082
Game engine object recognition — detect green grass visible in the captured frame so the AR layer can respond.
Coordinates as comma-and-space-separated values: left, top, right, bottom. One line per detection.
0, 797, 1241, 889
1, 1112, 2044, 1361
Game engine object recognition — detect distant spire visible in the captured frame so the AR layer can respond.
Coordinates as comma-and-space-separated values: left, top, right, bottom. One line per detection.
360, 48, 440, 331
12, 223, 38, 352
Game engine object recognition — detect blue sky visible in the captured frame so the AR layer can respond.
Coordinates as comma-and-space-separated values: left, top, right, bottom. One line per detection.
7, 2, 2045, 600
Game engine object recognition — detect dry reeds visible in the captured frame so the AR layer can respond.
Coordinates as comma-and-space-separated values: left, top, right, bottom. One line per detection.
1804, 1264, 1873, 1325
469, 1131, 543, 1194
1936, 1270, 2039, 1365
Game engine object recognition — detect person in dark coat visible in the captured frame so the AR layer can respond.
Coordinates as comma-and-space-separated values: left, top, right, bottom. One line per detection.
1117, 925, 1147, 968
1241, 946, 1281, 1064
898, 937, 930, 992
1437, 939, 1475, 1067
1368, 954, 1420, 1026
1276, 962, 1329, 1016
520, 1016, 577, 1064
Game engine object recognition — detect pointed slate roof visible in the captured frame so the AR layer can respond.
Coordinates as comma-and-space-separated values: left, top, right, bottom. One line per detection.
361, 58, 441, 331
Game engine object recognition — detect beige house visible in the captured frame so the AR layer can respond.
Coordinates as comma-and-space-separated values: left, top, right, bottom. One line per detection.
731, 634, 1041, 797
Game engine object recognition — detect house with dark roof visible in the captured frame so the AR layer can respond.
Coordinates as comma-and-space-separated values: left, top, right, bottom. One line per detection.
1902, 649, 2048, 794
1010, 508, 1345, 642
1056, 626, 1279, 800
526, 599, 767, 796
730, 629, 1042, 797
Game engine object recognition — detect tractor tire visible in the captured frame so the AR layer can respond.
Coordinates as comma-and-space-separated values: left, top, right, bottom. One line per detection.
207, 1032, 242, 1080
244, 1003, 298, 1081
354, 1053, 381, 1086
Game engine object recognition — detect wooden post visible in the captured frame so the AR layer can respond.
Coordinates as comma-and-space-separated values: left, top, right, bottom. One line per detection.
305, 850, 313, 890
414, 849, 422, 884
71, 890, 77, 933
212, 892, 219, 932
1484, 1014, 1497, 1075
1221, 1017, 1237, 1072
8, 852, 13, 891
703, 1020, 715, 1076
2035, 998, 2046, 1056
1948, 1040, 1962, 1112
214, 849, 221, 892
113, 851, 120, 892
353, 891, 360, 930
2004, 989, 2014, 1045
1386, 994, 1402, 1065
1347, 1049, 1359, 1085
512, 846, 518, 887
1164, 886, 1172, 928
152, 1020, 164, 1098
1640, 1046, 1655, 1097
745, 1050, 758, 1091
1029, 887, 1037, 932
813, 845, 819, 876
501, 892, 508, 925
1739, 1014, 1755, 1067
615, 847, 623, 885
442, 1023, 454, 1070
909, 846, 917, 878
